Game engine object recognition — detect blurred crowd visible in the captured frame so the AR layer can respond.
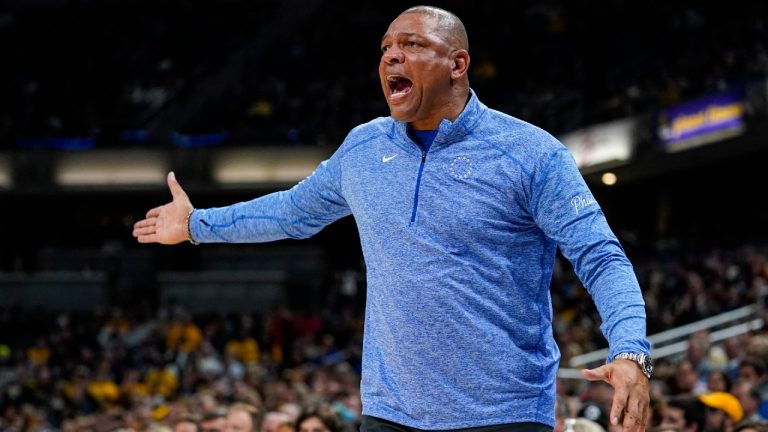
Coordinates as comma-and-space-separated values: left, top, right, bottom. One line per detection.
1, 243, 766, 431
0, 301, 364, 431
2, 0, 768, 148
552, 243, 768, 432
552, 244, 768, 364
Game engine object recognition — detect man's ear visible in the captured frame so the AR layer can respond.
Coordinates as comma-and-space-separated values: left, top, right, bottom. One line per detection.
451, 50, 470, 79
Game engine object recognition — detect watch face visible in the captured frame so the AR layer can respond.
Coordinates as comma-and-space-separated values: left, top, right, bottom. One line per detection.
616, 353, 653, 379
641, 356, 654, 379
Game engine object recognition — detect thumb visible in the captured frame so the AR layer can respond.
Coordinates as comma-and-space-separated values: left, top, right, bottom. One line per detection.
167, 171, 189, 201
581, 365, 610, 382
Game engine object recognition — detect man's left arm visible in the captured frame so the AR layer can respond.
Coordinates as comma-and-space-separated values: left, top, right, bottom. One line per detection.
529, 146, 651, 431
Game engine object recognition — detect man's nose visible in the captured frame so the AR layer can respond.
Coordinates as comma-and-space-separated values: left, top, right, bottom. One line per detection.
382, 47, 404, 64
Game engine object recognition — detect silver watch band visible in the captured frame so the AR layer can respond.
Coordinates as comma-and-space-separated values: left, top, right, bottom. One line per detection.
613, 352, 653, 379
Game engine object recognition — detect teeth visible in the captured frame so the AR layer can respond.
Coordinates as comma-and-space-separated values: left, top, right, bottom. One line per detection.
386, 75, 411, 97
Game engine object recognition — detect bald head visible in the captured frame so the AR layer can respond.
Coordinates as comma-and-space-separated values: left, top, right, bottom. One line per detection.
399, 5, 468, 51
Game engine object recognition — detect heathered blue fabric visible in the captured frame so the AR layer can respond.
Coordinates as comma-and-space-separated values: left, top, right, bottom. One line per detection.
190, 90, 650, 429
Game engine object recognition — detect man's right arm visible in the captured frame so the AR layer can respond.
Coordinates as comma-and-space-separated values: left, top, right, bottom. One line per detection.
190, 150, 351, 243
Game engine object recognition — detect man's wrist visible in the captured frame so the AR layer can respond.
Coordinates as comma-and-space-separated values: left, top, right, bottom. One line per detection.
612, 352, 653, 380
185, 208, 199, 245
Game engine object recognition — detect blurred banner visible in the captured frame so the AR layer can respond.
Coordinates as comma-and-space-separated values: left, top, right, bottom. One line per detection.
559, 117, 639, 170
658, 90, 746, 152
171, 131, 231, 148
54, 149, 168, 186
16, 136, 94, 150
212, 146, 333, 185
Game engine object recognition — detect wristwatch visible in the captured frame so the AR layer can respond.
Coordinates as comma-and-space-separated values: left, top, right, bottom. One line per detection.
612, 352, 654, 380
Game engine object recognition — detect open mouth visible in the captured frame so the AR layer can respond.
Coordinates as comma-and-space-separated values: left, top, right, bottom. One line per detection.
387, 75, 413, 98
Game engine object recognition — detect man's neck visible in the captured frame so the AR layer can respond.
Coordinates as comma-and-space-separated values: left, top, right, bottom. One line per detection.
409, 89, 471, 130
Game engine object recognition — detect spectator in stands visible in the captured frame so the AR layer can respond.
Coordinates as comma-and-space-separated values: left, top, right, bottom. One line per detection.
660, 395, 706, 432
166, 309, 204, 362
648, 394, 668, 429
696, 337, 731, 384
200, 408, 228, 432
709, 371, 733, 394
673, 360, 709, 396
87, 360, 120, 409
25, 337, 50, 367
687, 331, 715, 380
732, 381, 766, 421
227, 402, 262, 432
145, 357, 180, 399
263, 411, 293, 432
698, 392, 744, 432
174, 413, 201, 432
723, 337, 746, 380
226, 327, 261, 369
737, 356, 768, 417
278, 420, 296, 432
133, 5, 652, 431
295, 405, 346, 432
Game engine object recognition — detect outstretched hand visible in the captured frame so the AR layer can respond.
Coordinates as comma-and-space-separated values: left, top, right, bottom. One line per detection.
132, 171, 194, 244
581, 359, 650, 432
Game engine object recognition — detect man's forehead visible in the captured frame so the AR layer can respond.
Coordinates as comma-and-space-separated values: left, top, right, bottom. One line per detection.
381, 31, 422, 43
383, 13, 439, 39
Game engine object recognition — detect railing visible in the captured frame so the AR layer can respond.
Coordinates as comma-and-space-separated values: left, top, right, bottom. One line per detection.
557, 290, 766, 379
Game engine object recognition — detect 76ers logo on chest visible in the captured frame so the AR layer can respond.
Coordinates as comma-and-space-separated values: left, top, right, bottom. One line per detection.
449, 156, 473, 180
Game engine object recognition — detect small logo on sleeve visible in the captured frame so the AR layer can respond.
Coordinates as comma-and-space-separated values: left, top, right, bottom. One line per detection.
571, 195, 596, 214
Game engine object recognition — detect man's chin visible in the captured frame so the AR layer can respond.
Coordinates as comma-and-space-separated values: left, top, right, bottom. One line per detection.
388, 107, 415, 122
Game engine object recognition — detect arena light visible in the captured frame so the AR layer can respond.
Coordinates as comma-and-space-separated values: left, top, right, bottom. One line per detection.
54, 150, 169, 186
212, 147, 333, 185
0, 154, 10, 188
601, 172, 618, 186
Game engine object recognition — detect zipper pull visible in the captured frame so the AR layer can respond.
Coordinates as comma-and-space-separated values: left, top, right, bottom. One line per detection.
421, 150, 426, 162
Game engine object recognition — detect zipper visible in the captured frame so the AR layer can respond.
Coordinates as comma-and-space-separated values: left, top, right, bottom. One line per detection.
409, 149, 427, 224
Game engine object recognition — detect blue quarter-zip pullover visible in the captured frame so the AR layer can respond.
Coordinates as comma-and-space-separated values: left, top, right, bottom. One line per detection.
189, 90, 650, 429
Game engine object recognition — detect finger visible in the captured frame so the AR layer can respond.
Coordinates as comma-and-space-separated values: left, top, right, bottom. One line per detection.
146, 206, 163, 219
167, 171, 189, 201
133, 219, 156, 229
621, 413, 645, 432
132, 225, 157, 237
622, 405, 642, 432
581, 366, 608, 382
136, 233, 158, 244
642, 392, 651, 427
610, 387, 629, 427
626, 387, 650, 432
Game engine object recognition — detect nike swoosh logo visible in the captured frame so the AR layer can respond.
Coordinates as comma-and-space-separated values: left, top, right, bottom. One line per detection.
382, 154, 398, 163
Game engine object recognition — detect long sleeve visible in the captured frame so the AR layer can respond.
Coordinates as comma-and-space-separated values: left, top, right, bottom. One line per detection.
529, 146, 650, 360
189, 149, 351, 243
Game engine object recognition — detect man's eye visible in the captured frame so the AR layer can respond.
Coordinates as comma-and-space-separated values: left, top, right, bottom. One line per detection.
407, 41, 419, 47
381, 45, 390, 53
